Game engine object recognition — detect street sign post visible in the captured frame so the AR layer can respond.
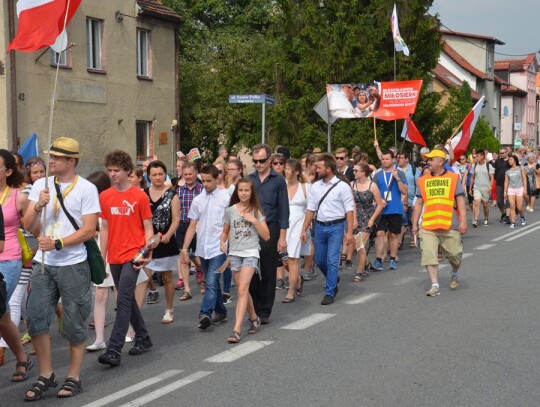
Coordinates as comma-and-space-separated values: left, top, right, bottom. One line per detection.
229, 94, 275, 144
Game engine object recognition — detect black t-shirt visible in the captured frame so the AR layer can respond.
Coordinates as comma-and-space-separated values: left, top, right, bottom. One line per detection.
493, 158, 510, 186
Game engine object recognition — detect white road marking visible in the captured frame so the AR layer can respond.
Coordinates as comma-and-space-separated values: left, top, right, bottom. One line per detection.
280, 313, 335, 330
205, 340, 273, 363
505, 225, 540, 242
462, 253, 474, 259
492, 220, 540, 241
118, 371, 212, 407
344, 293, 382, 304
393, 277, 421, 286
474, 244, 495, 250
83, 370, 183, 407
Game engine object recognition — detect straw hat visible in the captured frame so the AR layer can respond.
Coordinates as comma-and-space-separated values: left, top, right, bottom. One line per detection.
43, 137, 81, 158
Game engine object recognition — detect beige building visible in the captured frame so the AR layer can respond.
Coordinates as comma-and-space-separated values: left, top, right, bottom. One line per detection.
495, 54, 538, 147
1, 0, 181, 175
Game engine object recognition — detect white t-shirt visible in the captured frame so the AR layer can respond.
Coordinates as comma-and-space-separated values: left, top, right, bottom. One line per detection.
29, 176, 101, 266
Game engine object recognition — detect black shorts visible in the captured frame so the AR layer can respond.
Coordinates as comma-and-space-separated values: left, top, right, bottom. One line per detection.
376, 214, 402, 234
175, 221, 196, 252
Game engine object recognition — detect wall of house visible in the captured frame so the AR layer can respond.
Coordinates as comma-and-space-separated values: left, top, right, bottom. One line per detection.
6, 0, 179, 175
442, 36, 487, 74
509, 70, 537, 144
500, 95, 514, 145
439, 53, 478, 90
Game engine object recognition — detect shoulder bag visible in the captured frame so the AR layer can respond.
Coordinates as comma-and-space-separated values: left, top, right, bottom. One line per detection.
0, 272, 6, 317
53, 181, 106, 285
314, 179, 342, 221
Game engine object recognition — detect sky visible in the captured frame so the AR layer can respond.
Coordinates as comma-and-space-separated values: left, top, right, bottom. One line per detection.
430, 0, 540, 59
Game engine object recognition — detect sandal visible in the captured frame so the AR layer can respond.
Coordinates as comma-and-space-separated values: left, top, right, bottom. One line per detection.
24, 373, 58, 401
21, 332, 32, 345
179, 292, 192, 301
409, 240, 416, 248
227, 331, 241, 344
282, 296, 295, 303
340, 253, 347, 266
296, 276, 304, 297
247, 317, 261, 334
57, 377, 82, 398
352, 272, 363, 282
11, 356, 34, 382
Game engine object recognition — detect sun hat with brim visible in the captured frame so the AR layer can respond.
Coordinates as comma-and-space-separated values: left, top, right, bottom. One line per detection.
424, 150, 446, 159
43, 137, 81, 158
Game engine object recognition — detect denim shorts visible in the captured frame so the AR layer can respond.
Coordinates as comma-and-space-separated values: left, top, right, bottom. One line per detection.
0, 259, 22, 313
27, 261, 92, 344
229, 255, 259, 272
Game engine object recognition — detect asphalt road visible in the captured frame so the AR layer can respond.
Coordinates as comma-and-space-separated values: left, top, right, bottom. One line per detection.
2, 209, 540, 406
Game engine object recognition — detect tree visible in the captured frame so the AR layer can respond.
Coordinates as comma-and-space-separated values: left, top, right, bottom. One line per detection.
469, 117, 500, 153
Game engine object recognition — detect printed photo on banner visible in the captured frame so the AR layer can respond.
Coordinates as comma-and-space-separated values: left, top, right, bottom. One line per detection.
326, 80, 422, 121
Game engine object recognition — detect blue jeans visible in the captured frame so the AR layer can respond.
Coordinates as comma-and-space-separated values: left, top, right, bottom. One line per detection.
199, 253, 227, 318
314, 222, 345, 297
0, 260, 22, 313
223, 266, 232, 294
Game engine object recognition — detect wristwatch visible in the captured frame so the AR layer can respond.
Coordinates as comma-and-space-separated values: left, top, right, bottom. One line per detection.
54, 239, 63, 251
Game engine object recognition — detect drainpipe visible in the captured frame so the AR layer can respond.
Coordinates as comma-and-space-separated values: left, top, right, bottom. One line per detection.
8, 0, 18, 149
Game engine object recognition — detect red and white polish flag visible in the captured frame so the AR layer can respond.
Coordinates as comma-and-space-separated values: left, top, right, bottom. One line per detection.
7, 0, 82, 53
450, 96, 485, 161
400, 118, 427, 147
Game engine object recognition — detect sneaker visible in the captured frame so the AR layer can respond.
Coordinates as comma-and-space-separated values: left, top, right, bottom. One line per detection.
321, 295, 334, 305
211, 314, 228, 325
528, 208, 534, 213
504, 216, 512, 225
275, 278, 285, 290
483, 219, 488, 226
128, 336, 153, 355
425, 286, 441, 297
308, 266, 316, 277
345, 260, 353, 270
86, 342, 106, 352
125, 336, 135, 343
189, 266, 196, 275
371, 259, 383, 272
222, 293, 232, 305
472, 220, 478, 228
146, 290, 159, 304
98, 349, 121, 366
500, 214, 506, 223
301, 271, 311, 281
520, 217, 526, 226
449, 276, 459, 290
284, 277, 290, 289
526, 206, 531, 211
198, 315, 211, 330
389, 260, 397, 270
175, 278, 184, 290
509, 223, 515, 229
161, 309, 174, 324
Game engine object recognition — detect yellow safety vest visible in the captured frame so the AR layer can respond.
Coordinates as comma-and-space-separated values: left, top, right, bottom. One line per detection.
418, 171, 459, 230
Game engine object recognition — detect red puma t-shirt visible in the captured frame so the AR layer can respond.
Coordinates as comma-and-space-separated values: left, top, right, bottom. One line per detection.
100, 186, 153, 264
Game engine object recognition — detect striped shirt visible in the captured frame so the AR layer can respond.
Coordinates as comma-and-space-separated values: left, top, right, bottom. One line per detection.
177, 182, 203, 222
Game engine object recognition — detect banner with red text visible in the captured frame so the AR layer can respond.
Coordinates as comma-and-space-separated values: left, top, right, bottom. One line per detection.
326, 80, 422, 120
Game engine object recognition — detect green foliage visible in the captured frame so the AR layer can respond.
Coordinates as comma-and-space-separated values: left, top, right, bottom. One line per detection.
165, 0, 443, 160
433, 81, 474, 143
469, 117, 500, 152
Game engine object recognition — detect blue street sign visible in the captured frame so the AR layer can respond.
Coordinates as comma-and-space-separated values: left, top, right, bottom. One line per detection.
229, 94, 275, 105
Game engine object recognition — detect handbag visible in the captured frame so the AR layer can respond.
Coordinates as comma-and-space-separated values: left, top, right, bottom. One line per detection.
0, 272, 7, 318
18, 229, 34, 264
53, 181, 106, 285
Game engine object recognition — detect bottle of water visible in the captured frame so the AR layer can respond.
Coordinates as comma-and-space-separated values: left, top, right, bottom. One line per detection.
131, 233, 162, 267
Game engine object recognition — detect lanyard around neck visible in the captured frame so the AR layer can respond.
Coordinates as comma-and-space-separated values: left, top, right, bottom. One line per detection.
54, 176, 78, 219
0, 186, 9, 205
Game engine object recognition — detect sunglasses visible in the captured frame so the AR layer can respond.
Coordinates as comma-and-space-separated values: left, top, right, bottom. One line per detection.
336, 157, 346, 161
273, 161, 285, 166
252, 157, 269, 164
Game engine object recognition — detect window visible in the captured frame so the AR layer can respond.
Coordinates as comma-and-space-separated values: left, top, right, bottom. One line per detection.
136, 121, 151, 160
136, 29, 151, 77
87, 18, 103, 70
50, 49, 68, 67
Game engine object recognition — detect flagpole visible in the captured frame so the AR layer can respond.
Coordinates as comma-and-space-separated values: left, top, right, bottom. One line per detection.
40, 0, 72, 272
394, 46, 397, 150
373, 116, 377, 141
